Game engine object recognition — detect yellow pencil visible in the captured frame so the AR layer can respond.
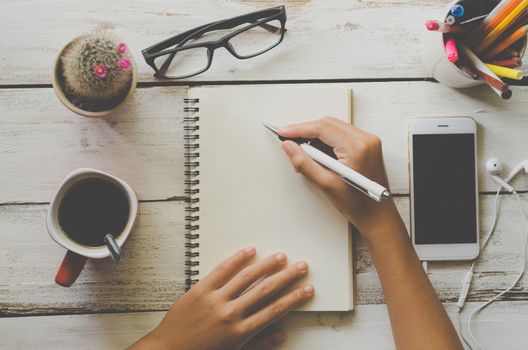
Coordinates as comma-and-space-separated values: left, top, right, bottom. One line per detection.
485, 63, 524, 79
483, 24, 528, 60
475, 0, 528, 53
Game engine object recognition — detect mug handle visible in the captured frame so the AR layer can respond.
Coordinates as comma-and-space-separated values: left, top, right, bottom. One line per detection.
55, 250, 87, 287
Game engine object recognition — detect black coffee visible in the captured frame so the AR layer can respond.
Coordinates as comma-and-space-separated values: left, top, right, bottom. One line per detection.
58, 178, 130, 247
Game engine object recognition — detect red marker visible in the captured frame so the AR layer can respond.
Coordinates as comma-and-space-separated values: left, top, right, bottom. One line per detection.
425, 20, 464, 33
445, 37, 459, 62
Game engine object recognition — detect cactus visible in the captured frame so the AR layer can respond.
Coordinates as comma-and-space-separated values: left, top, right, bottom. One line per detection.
62, 30, 133, 100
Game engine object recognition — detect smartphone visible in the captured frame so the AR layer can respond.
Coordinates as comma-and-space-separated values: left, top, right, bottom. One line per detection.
409, 117, 479, 261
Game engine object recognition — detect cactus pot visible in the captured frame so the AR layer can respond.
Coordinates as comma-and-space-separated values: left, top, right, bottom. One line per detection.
52, 37, 137, 118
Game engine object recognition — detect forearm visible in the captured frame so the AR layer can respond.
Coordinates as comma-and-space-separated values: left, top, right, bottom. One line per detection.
127, 331, 168, 350
279, 119, 463, 349
360, 203, 463, 350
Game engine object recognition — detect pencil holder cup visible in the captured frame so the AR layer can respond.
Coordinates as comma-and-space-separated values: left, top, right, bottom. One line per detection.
420, 0, 527, 88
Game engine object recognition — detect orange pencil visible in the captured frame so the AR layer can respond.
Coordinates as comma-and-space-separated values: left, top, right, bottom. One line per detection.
475, 0, 528, 53
467, 0, 523, 44
484, 24, 528, 59
477, 69, 512, 99
461, 45, 509, 99
508, 8, 528, 28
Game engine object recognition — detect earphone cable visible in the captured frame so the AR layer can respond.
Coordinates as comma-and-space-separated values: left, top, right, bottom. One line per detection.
465, 190, 528, 349
458, 188, 501, 349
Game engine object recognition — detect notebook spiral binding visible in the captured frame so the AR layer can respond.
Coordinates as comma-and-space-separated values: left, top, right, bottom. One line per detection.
184, 97, 200, 290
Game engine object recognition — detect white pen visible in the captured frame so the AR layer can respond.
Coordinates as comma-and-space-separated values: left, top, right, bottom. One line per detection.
263, 123, 391, 202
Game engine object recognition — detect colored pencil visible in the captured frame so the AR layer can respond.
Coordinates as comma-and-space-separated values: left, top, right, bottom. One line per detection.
485, 63, 524, 79
477, 68, 513, 99
508, 9, 528, 28
496, 48, 522, 59
436, 0, 528, 99
489, 57, 522, 67
467, 0, 523, 43
461, 45, 507, 98
483, 24, 528, 59
474, 0, 528, 53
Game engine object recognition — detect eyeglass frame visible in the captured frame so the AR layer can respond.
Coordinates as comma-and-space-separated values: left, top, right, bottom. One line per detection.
141, 6, 287, 79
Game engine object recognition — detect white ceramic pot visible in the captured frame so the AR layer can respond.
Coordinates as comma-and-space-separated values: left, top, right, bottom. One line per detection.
420, 0, 526, 88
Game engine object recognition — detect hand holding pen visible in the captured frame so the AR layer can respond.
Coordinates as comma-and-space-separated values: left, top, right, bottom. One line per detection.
267, 117, 395, 232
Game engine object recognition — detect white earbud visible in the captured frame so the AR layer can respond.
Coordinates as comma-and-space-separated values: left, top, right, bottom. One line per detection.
460, 158, 528, 348
486, 158, 514, 192
506, 160, 528, 182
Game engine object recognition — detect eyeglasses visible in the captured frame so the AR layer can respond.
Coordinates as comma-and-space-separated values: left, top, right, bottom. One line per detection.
142, 6, 287, 79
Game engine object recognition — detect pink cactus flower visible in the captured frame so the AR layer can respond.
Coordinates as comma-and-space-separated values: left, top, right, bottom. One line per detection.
118, 58, 132, 71
93, 64, 109, 78
117, 42, 128, 54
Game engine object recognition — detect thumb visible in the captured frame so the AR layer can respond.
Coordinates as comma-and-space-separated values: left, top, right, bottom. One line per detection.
281, 141, 339, 191
242, 330, 287, 350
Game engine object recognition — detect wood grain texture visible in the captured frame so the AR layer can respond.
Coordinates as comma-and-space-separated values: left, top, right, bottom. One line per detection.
0, 201, 186, 316
0, 87, 186, 203
2, 302, 528, 349
2, 0, 527, 346
0, 0, 449, 84
2, 194, 527, 315
2, 82, 528, 204
2, 83, 528, 318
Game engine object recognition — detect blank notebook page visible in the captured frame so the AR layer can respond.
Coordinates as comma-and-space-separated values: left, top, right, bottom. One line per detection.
190, 85, 353, 311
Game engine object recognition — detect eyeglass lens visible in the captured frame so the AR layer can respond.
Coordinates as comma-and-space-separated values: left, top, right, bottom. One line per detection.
153, 18, 283, 78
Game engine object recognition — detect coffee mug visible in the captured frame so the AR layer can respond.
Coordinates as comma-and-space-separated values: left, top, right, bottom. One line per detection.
47, 168, 138, 287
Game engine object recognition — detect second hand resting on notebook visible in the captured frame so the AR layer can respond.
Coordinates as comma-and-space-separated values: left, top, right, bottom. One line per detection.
279, 117, 463, 350
127, 249, 314, 350
128, 116, 463, 350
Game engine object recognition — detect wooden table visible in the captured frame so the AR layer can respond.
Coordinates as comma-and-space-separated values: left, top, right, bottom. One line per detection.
2, 1, 528, 348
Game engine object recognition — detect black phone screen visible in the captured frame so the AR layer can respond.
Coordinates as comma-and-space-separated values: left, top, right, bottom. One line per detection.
412, 133, 477, 244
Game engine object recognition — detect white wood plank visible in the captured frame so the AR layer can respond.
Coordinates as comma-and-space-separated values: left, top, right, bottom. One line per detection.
0, 201, 187, 315
349, 82, 528, 194
357, 193, 528, 305
2, 82, 528, 204
3, 194, 528, 315
0, 87, 186, 203
1, 301, 527, 350
0, 0, 449, 84
280, 301, 528, 350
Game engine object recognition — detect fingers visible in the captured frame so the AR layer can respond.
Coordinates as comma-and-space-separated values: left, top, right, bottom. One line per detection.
278, 117, 361, 147
242, 330, 287, 350
235, 261, 308, 314
199, 246, 256, 290
281, 141, 341, 193
242, 284, 314, 332
221, 252, 288, 298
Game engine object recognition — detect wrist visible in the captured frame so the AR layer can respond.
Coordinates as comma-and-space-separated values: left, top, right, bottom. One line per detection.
353, 200, 407, 246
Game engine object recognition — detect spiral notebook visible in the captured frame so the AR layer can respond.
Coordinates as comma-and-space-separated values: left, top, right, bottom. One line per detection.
184, 85, 353, 311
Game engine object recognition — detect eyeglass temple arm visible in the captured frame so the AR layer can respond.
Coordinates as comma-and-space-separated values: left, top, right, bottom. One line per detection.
252, 21, 285, 34
144, 21, 223, 55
